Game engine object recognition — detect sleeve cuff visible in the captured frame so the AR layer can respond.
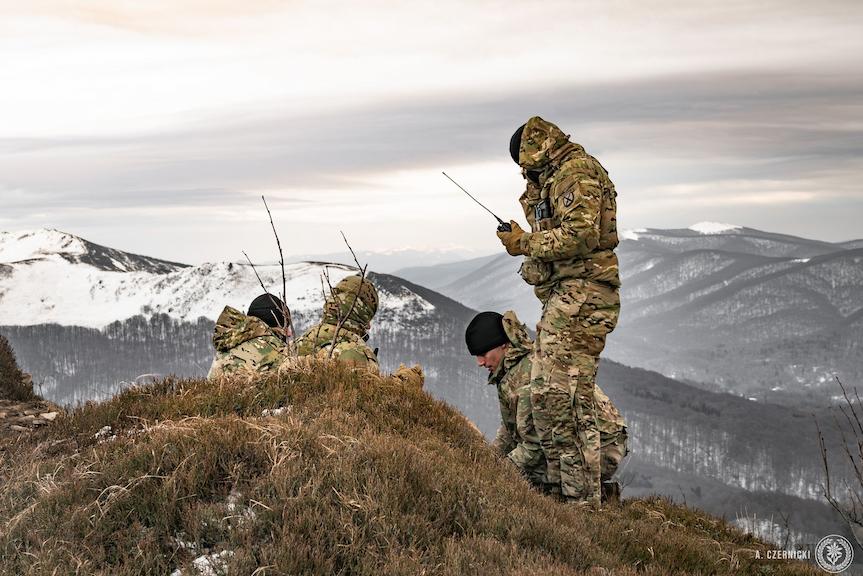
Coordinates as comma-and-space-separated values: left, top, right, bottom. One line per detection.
519, 232, 533, 255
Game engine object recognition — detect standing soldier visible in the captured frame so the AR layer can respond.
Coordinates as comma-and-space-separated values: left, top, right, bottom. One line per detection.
496, 116, 622, 505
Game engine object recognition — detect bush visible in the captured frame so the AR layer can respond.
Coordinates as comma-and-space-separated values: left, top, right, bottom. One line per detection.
0, 334, 38, 401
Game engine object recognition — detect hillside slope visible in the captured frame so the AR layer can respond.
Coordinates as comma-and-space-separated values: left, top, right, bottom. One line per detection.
0, 362, 817, 575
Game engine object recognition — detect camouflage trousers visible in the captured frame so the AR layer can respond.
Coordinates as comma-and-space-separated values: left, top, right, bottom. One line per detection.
530, 279, 620, 505
507, 382, 548, 488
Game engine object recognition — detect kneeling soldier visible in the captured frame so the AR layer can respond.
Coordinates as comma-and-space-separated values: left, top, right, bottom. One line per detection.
466, 310, 547, 488
466, 310, 628, 501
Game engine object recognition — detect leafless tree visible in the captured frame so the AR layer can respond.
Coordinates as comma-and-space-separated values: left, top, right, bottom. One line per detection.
816, 377, 863, 548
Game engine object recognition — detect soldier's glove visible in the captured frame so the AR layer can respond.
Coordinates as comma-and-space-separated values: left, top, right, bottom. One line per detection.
496, 220, 526, 256
393, 364, 425, 388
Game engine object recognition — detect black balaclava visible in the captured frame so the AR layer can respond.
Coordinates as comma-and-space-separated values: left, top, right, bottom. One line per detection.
248, 293, 289, 329
465, 311, 509, 356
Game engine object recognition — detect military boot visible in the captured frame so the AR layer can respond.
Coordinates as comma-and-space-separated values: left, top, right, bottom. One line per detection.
601, 480, 621, 505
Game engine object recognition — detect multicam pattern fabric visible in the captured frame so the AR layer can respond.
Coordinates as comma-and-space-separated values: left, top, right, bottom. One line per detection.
516, 115, 620, 302
207, 306, 289, 378
513, 116, 624, 504
295, 275, 379, 367
530, 279, 622, 504
488, 311, 546, 487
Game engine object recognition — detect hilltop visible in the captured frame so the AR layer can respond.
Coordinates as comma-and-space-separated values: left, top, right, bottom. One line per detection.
0, 362, 817, 575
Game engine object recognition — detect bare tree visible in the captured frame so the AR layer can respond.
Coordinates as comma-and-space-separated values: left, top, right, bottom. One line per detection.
816, 377, 863, 548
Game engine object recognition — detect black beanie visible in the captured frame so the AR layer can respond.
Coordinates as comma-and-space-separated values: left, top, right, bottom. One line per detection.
509, 123, 525, 164
248, 293, 289, 329
465, 311, 509, 356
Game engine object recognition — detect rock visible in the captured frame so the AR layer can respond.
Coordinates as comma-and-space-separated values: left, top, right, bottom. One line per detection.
9, 425, 29, 432
42, 412, 59, 421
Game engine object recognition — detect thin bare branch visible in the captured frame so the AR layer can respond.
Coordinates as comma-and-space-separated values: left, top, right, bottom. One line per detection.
242, 251, 293, 352
328, 232, 368, 359
242, 251, 271, 297
261, 195, 295, 345
313, 272, 331, 350
340, 230, 364, 271
837, 376, 863, 437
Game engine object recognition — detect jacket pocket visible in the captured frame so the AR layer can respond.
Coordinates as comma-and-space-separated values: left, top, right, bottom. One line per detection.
518, 257, 552, 286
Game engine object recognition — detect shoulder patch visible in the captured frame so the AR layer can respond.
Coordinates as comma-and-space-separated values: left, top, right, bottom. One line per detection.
562, 190, 575, 207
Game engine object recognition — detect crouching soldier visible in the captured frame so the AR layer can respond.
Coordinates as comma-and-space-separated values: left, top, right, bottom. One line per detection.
208, 293, 293, 378
466, 310, 628, 501
296, 275, 380, 367
466, 310, 547, 488
297, 274, 424, 386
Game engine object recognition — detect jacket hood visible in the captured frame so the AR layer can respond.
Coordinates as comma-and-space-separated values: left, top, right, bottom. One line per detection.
491, 310, 533, 382
212, 306, 277, 352
517, 116, 583, 171
321, 275, 379, 335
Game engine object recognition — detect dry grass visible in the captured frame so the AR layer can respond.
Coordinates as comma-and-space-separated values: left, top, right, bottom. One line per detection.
0, 360, 818, 575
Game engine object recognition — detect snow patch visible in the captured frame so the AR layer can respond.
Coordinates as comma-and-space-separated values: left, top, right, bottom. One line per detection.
688, 222, 742, 234
620, 228, 646, 241
171, 550, 234, 576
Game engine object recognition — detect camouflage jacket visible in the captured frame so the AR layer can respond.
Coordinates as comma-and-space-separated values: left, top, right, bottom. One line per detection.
489, 311, 541, 456
207, 306, 289, 378
515, 116, 621, 301
295, 275, 379, 368
295, 322, 379, 367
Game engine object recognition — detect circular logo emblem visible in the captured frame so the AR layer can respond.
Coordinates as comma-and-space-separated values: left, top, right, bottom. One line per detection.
562, 190, 575, 207
815, 534, 854, 573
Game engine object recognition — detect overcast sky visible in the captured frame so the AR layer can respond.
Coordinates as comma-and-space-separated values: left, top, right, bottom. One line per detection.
1, 0, 862, 264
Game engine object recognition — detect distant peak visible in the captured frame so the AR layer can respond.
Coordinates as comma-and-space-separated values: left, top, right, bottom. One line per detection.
0, 228, 87, 263
688, 222, 742, 234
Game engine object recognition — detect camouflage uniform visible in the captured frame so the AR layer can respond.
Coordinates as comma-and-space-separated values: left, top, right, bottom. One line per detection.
208, 306, 289, 378
491, 311, 627, 493
514, 116, 622, 504
488, 311, 546, 487
295, 275, 379, 367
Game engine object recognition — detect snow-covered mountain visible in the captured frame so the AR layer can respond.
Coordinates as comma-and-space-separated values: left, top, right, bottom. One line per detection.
0, 228, 490, 430
0, 229, 435, 330
396, 223, 863, 406
0, 229, 187, 275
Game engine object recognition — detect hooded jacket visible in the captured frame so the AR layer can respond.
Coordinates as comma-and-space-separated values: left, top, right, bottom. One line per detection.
515, 116, 620, 300
295, 275, 379, 367
488, 311, 543, 473
207, 306, 289, 378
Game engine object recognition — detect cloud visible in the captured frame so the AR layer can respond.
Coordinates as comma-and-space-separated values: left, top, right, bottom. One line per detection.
2, 67, 862, 256
2, 68, 861, 196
